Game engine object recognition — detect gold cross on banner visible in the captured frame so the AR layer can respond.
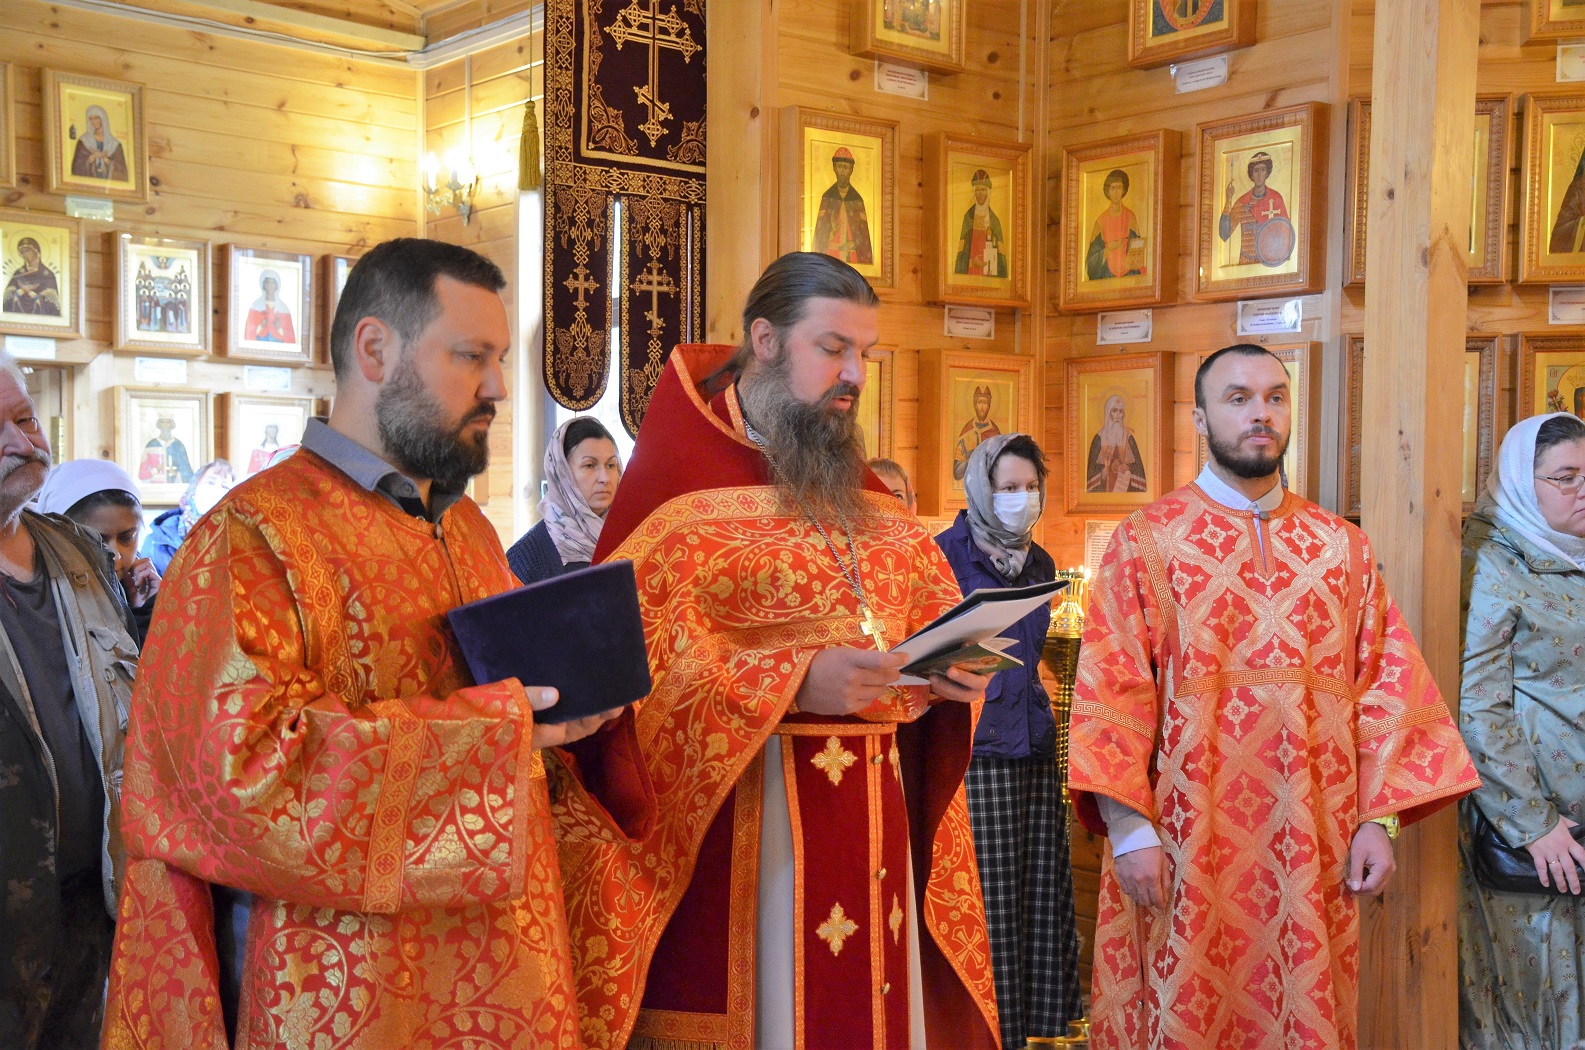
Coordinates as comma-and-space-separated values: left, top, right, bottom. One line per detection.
563, 264, 600, 309
630, 258, 677, 339
606, 0, 701, 147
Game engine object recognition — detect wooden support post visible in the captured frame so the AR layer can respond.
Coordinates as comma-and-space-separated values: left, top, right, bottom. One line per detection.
1358, 1, 1478, 1048
704, 0, 778, 346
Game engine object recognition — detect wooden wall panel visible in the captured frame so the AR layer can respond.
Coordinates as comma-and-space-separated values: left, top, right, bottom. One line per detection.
1045, 0, 1354, 1002
773, 0, 1045, 507
424, 0, 536, 45
423, 32, 541, 543
0, 0, 417, 493
1343, 2, 1554, 342
262, 0, 424, 35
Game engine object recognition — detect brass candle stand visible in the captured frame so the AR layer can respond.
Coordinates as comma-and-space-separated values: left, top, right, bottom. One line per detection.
1039, 568, 1090, 1048
1041, 568, 1089, 807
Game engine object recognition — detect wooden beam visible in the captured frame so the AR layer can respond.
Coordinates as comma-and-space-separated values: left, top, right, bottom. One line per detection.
704, 0, 779, 345
107, 0, 426, 53
1358, 1, 1479, 1048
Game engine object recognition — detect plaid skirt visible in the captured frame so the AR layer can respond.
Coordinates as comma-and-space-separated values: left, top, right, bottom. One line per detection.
965, 753, 1082, 1050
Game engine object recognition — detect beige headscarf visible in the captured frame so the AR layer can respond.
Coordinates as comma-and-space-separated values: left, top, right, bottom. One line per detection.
539, 418, 612, 565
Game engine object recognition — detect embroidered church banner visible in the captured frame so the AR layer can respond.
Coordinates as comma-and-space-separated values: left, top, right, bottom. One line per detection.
544, 0, 706, 435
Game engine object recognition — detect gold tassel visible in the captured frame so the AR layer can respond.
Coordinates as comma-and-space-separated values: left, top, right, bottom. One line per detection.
519, 99, 543, 191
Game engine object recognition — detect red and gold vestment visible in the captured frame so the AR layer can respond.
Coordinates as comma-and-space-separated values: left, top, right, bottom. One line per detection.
555, 345, 1000, 1050
102, 450, 651, 1049
1068, 484, 1478, 1050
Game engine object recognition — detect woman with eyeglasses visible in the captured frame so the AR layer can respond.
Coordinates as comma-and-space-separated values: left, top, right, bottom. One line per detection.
1458, 411, 1585, 1049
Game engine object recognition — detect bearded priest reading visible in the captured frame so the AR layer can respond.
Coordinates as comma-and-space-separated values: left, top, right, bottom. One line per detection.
555, 253, 1002, 1050
1069, 344, 1479, 1050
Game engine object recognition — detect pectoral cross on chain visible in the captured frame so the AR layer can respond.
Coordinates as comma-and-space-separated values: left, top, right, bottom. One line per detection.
859, 607, 888, 652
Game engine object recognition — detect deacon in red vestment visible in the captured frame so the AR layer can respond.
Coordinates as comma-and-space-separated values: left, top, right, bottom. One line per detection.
1068, 344, 1479, 1050
555, 252, 1002, 1050
102, 239, 652, 1050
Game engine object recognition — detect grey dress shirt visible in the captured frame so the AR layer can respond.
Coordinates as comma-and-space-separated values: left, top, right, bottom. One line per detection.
299, 418, 465, 521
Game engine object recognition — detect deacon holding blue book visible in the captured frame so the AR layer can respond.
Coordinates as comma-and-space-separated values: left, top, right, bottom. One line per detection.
102, 239, 655, 1048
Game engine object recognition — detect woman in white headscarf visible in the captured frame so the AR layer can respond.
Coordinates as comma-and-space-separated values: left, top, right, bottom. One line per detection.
1458, 411, 1585, 1049
69, 104, 129, 182
507, 417, 623, 585
38, 458, 161, 641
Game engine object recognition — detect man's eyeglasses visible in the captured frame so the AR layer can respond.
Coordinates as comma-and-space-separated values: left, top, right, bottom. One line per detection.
1535, 472, 1585, 497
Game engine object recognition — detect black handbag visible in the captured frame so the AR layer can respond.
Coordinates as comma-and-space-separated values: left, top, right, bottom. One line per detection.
1469, 804, 1585, 896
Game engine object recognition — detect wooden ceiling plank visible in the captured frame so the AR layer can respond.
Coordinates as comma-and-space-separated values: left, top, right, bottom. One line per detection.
115, 0, 426, 53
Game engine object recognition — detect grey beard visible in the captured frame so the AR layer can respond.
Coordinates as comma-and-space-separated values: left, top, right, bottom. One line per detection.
738, 360, 869, 525
0, 449, 51, 525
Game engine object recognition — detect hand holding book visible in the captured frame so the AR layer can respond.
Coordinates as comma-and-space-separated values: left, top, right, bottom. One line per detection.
891, 579, 1067, 685
445, 561, 653, 726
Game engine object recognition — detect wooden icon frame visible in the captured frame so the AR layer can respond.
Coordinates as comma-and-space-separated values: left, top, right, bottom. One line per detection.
321, 253, 359, 362
848, 0, 966, 74
116, 386, 212, 506
923, 132, 1032, 308
219, 392, 317, 482
224, 244, 315, 364
1059, 130, 1180, 313
858, 346, 895, 461
1518, 93, 1585, 285
114, 232, 212, 355
0, 208, 84, 340
780, 107, 898, 294
1192, 102, 1329, 303
1346, 95, 1512, 286
1341, 334, 1506, 519
1522, 0, 1585, 43
918, 348, 1037, 515
1127, 0, 1256, 70
1518, 332, 1585, 421
1064, 352, 1171, 515
0, 63, 15, 190
41, 69, 149, 203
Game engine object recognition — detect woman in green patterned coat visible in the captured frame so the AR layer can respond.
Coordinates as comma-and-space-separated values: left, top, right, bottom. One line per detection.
1458, 411, 1585, 1049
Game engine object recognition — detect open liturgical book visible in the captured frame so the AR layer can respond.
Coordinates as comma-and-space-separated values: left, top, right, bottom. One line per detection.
892, 579, 1068, 685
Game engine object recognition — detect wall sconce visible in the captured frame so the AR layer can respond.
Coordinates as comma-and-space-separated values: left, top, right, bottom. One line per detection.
423, 148, 480, 225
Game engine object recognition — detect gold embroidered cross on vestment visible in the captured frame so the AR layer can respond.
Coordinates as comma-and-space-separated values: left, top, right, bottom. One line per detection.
816, 902, 859, 956
812, 736, 858, 786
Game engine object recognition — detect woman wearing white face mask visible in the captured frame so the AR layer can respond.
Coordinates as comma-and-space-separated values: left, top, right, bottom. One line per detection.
934, 433, 1081, 1050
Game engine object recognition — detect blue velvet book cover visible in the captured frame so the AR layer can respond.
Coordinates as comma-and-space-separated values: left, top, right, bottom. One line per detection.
446, 560, 652, 724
